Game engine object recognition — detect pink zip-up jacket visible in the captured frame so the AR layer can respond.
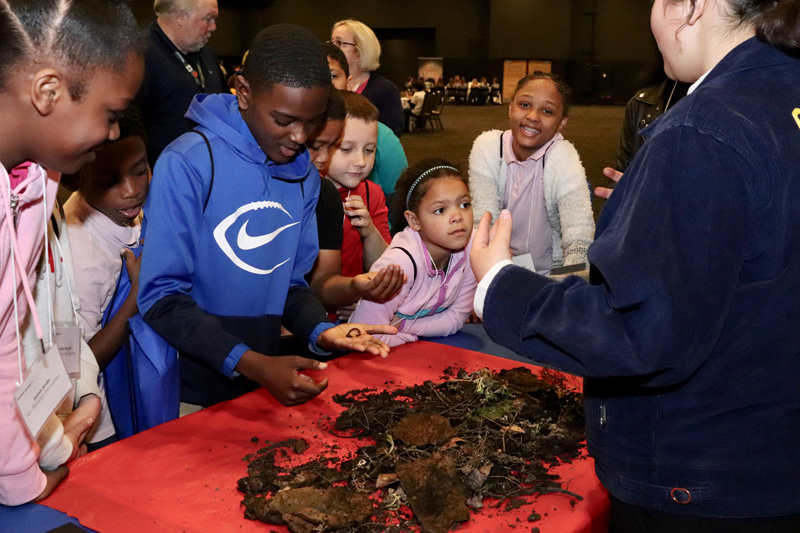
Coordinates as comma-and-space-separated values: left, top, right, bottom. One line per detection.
0, 161, 59, 505
350, 227, 477, 347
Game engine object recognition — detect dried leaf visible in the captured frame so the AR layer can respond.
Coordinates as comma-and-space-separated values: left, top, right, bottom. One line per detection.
376, 473, 398, 489
440, 437, 466, 450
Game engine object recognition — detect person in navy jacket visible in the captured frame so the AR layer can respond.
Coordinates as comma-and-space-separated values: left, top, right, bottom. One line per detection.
471, 0, 800, 531
138, 24, 395, 408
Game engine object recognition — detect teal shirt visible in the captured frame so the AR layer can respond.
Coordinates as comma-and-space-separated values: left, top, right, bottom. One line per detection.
369, 122, 408, 198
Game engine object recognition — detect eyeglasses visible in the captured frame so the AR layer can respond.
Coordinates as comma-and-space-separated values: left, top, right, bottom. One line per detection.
328, 39, 356, 49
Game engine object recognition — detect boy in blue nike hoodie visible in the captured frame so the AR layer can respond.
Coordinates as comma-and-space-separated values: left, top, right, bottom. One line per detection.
137, 24, 395, 408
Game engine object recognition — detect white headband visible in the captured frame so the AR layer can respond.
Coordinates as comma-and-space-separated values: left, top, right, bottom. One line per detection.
405, 165, 459, 210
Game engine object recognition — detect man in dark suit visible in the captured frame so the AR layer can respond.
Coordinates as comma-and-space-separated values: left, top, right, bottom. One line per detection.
138, 0, 226, 165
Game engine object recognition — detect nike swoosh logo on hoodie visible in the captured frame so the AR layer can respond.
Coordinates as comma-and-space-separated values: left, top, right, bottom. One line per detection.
237, 220, 301, 250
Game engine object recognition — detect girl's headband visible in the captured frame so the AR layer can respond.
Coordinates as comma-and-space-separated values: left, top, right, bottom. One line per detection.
405, 165, 459, 210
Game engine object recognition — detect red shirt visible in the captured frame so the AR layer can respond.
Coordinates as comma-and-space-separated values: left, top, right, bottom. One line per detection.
337, 180, 391, 278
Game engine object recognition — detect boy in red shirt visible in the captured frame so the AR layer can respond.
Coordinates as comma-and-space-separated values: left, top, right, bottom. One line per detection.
325, 92, 392, 318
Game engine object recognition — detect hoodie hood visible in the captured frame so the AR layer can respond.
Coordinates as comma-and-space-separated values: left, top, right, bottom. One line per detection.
184, 94, 315, 182
186, 94, 263, 164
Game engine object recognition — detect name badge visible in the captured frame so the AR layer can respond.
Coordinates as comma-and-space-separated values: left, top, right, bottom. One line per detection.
14, 344, 73, 438
55, 323, 81, 378
512, 253, 536, 273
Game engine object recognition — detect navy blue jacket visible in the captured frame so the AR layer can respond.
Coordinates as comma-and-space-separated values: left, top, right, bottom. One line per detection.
361, 73, 404, 138
138, 94, 332, 406
484, 38, 800, 517
138, 21, 226, 166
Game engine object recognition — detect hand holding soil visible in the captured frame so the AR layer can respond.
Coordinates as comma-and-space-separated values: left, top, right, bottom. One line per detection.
235, 351, 329, 406
317, 323, 397, 358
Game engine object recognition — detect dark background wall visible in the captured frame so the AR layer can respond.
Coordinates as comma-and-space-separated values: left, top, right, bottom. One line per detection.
130, 0, 657, 104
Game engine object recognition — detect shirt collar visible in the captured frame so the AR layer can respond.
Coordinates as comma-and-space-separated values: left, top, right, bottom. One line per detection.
688, 69, 712, 95
76, 194, 140, 248
503, 131, 563, 165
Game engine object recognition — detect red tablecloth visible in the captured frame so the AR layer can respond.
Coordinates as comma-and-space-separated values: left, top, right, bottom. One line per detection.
42, 341, 609, 532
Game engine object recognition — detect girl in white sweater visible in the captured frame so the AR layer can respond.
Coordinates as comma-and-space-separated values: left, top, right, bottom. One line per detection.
468, 73, 594, 274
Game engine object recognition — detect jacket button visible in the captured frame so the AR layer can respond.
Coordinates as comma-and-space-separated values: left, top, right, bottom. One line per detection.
670, 487, 692, 504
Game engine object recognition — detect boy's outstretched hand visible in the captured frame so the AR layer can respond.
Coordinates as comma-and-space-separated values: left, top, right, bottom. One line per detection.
317, 323, 397, 359
470, 210, 513, 282
353, 264, 406, 302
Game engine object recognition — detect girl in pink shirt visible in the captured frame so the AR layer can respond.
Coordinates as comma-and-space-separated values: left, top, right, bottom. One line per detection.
0, 0, 144, 505
351, 160, 477, 347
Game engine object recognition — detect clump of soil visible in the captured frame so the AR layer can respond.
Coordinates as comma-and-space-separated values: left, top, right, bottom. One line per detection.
391, 413, 457, 447
243, 487, 372, 533
396, 452, 469, 533
238, 367, 585, 532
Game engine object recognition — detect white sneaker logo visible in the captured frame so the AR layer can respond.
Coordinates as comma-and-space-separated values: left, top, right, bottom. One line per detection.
213, 201, 300, 275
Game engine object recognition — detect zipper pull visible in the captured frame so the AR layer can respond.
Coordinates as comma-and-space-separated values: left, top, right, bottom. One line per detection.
10, 193, 19, 228
599, 402, 607, 428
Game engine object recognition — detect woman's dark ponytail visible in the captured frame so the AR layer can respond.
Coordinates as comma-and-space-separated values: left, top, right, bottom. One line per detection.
754, 0, 800, 51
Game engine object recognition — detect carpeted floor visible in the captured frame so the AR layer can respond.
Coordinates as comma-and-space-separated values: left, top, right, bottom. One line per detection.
399, 103, 626, 219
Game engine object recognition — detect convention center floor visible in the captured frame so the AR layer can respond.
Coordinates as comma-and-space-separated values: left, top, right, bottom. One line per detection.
401, 103, 626, 219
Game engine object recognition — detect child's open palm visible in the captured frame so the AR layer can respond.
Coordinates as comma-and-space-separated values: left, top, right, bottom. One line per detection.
353, 264, 406, 302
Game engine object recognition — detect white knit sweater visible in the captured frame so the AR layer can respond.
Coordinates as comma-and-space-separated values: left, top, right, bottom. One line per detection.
468, 129, 594, 267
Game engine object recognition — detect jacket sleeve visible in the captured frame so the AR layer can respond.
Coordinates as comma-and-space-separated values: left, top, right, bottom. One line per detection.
399, 261, 477, 339
138, 150, 250, 376
614, 96, 641, 172
374, 79, 405, 138
484, 125, 758, 387
468, 130, 504, 227
349, 248, 418, 347
548, 141, 595, 266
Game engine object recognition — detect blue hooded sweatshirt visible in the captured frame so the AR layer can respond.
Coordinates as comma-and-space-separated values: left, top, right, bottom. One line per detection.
138, 93, 333, 406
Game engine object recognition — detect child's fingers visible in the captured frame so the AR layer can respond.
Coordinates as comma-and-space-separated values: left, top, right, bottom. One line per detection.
344, 194, 364, 205
375, 267, 405, 300
293, 375, 328, 398
293, 358, 328, 372
360, 324, 398, 336
346, 207, 369, 219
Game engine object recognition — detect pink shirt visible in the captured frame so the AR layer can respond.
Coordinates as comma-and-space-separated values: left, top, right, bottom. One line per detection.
350, 227, 477, 347
0, 161, 59, 505
502, 131, 562, 275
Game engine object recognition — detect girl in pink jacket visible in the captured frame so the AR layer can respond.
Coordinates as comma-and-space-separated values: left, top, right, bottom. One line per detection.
351, 160, 477, 346
0, 0, 144, 505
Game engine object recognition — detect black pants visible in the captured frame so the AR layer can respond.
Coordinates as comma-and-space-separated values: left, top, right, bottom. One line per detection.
608, 496, 800, 533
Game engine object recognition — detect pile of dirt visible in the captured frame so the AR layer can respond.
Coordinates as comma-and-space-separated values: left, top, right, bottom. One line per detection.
238, 367, 585, 532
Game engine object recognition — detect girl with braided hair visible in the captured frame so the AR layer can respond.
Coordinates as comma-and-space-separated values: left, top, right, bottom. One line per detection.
0, 0, 145, 505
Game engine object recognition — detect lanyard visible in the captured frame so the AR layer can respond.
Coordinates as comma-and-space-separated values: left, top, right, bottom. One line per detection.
1, 165, 46, 385
41, 208, 81, 348
173, 50, 207, 92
